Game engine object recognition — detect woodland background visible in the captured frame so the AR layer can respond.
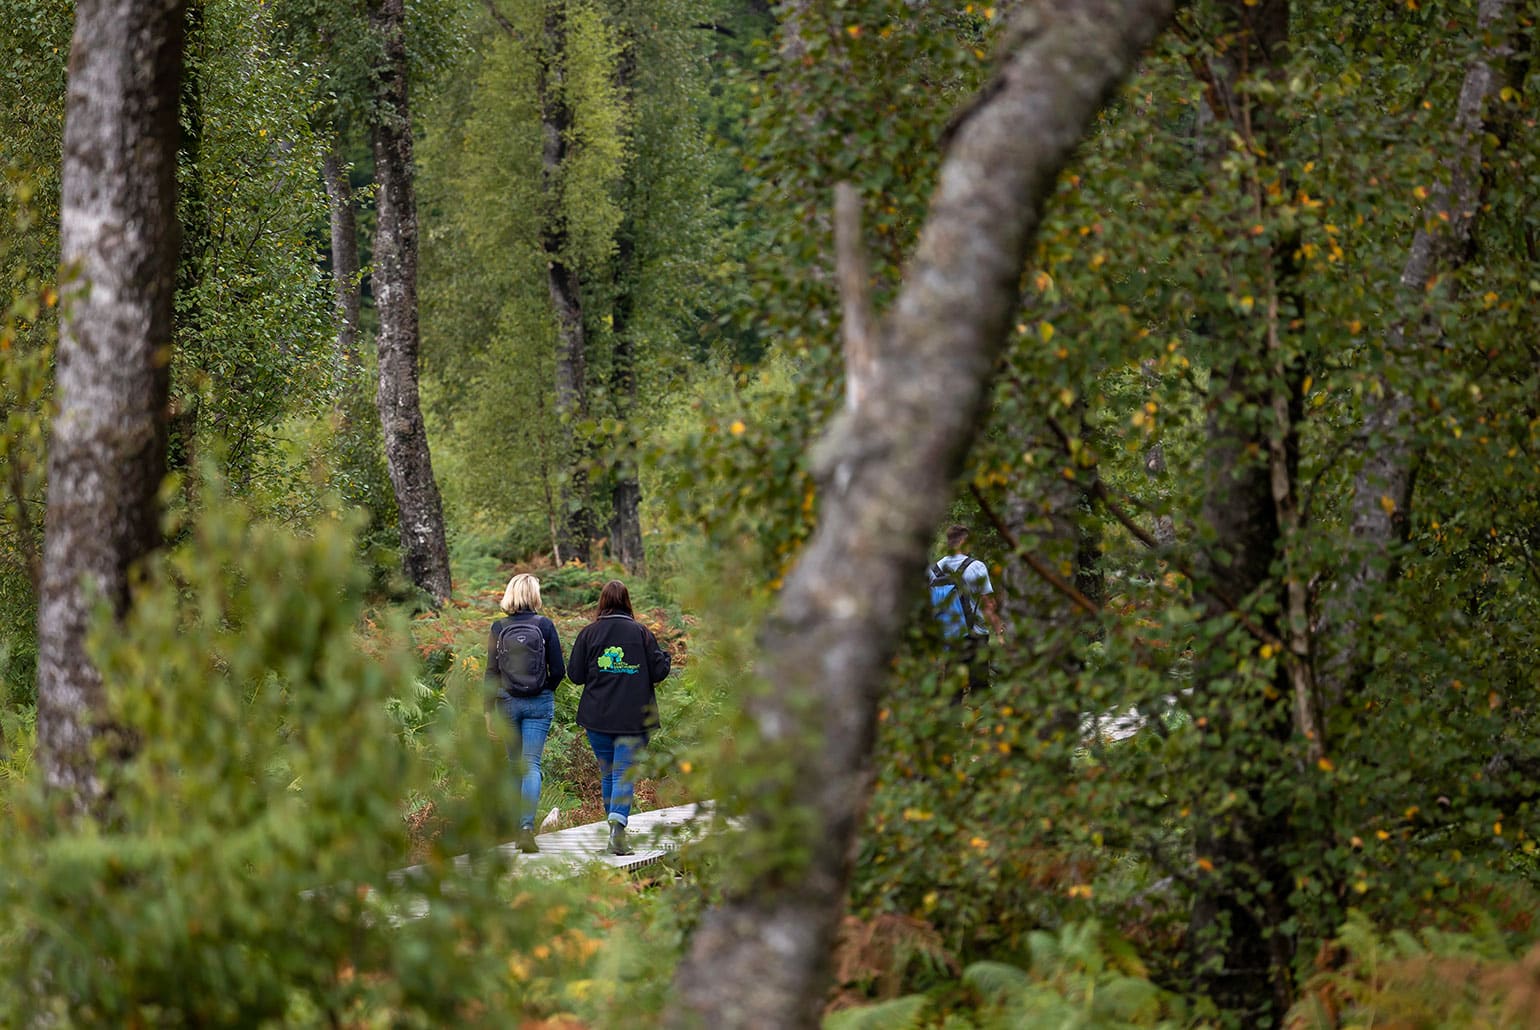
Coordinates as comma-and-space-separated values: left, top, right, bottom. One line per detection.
3, 0, 1540, 1026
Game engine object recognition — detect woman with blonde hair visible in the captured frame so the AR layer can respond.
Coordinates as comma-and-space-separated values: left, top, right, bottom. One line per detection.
485, 572, 566, 853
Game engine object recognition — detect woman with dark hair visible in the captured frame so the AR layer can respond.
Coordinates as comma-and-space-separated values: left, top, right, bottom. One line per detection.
568, 579, 672, 855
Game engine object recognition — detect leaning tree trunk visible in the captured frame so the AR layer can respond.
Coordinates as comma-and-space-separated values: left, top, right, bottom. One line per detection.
664, 2, 1174, 1025
368, 0, 452, 605
1315, 0, 1513, 709
36, 0, 185, 815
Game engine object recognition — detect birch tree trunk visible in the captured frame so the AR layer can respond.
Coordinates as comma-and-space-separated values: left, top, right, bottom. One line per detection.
322, 144, 361, 379
665, 2, 1174, 1024
1315, 0, 1512, 708
369, 0, 452, 604
609, 236, 644, 574
36, 0, 185, 814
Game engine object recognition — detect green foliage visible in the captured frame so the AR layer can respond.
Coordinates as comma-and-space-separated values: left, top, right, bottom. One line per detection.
824, 994, 930, 1030
419, 0, 720, 555
1290, 909, 1540, 1028
174, 0, 342, 499
827, 922, 1192, 1029
0, 482, 648, 1025
0, 1, 65, 712
961, 922, 1191, 1028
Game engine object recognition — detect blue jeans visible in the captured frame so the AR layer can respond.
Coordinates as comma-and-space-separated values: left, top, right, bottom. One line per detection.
586, 730, 645, 827
498, 691, 555, 830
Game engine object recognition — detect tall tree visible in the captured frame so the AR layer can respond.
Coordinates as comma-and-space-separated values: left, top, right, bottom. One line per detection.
36, 0, 185, 811
369, 0, 453, 604
665, 0, 1173, 1023
1315, 0, 1514, 709
420, 0, 713, 568
322, 147, 362, 378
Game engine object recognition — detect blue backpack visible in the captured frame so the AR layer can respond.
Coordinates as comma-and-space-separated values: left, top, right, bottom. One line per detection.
928, 555, 981, 640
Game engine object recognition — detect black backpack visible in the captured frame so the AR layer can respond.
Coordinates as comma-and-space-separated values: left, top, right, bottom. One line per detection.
495, 618, 548, 697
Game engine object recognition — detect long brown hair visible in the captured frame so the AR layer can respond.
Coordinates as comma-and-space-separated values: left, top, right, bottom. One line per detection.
596, 579, 633, 618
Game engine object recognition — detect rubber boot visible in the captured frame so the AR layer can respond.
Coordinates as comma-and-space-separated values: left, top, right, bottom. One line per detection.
608, 822, 633, 856
516, 827, 539, 854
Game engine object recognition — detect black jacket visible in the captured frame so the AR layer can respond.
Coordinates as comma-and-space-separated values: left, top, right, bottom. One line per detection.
569, 613, 671, 735
485, 611, 566, 705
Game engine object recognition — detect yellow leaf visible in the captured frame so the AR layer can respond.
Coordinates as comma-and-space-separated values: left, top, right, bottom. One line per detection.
1379, 495, 1396, 515
1500, 86, 1517, 102
1301, 375, 1313, 395
845, 24, 861, 37
1495, 822, 1503, 835
1318, 757, 1335, 772
729, 420, 746, 436
1040, 322, 1055, 343
1376, 830, 1391, 840
1197, 857, 1215, 872
969, 836, 989, 850
1413, 185, 1429, 200
1238, 295, 1255, 313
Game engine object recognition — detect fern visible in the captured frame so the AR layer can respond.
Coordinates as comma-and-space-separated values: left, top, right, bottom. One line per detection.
823, 994, 929, 1030
963, 959, 1033, 1003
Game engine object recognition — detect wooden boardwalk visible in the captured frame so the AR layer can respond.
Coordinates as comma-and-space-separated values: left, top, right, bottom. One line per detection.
390, 801, 715, 885
491, 801, 716, 874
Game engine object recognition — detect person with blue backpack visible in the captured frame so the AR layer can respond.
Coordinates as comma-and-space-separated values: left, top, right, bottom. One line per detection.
928, 524, 1005, 702
485, 573, 567, 854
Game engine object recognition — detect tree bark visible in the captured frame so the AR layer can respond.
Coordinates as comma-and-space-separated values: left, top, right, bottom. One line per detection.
664, 2, 1174, 1025
1315, 0, 1512, 709
368, 0, 452, 605
539, 3, 594, 565
609, 235, 645, 575
322, 143, 361, 380
1184, 1, 1302, 1016
36, 0, 185, 814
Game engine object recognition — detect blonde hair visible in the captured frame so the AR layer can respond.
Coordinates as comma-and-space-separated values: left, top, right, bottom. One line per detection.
501, 573, 542, 613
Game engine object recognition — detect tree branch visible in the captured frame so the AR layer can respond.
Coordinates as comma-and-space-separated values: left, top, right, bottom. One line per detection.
969, 482, 1100, 617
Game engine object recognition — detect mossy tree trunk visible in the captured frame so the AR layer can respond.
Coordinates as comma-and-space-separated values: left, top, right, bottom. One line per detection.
368, 0, 452, 604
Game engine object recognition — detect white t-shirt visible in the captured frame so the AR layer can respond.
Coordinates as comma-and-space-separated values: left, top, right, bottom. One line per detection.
936, 553, 992, 637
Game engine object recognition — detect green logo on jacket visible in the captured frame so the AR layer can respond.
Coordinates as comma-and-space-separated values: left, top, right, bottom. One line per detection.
596, 646, 641, 674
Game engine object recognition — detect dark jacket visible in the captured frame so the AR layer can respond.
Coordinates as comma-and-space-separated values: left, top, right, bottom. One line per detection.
569, 612, 671, 735
485, 611, 566, 706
